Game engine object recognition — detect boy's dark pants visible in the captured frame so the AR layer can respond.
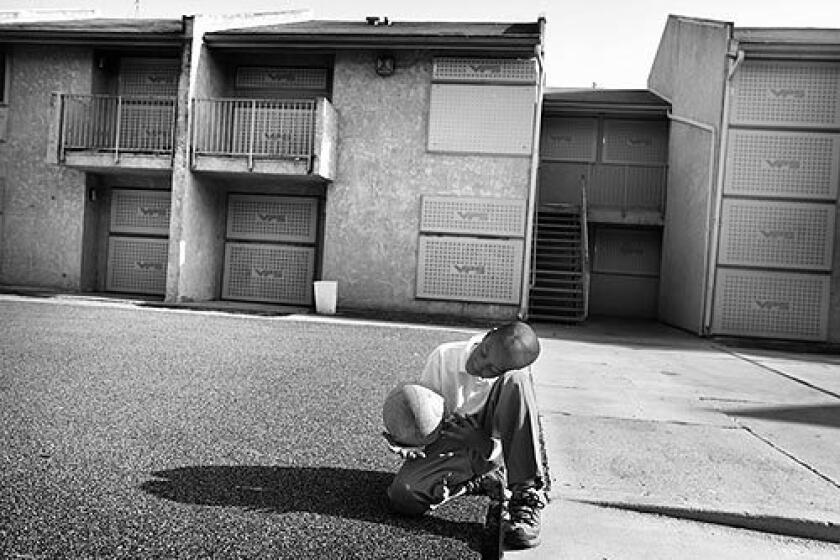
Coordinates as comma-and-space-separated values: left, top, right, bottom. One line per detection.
388, 370, 543, 515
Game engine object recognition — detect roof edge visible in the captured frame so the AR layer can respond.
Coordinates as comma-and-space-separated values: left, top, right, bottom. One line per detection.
203, 20, 542, 54
0, 17, 190, 46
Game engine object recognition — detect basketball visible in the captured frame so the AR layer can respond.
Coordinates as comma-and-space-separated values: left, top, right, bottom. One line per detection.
382, 383, 446, 447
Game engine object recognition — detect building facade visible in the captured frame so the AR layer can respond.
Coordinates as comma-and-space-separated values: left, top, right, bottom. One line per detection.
5, 12, 840, 344
0, 15, 544, 322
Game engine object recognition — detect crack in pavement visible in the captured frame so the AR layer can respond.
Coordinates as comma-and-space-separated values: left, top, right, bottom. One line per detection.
738, 424, 840, 491
717, 346, 840, 400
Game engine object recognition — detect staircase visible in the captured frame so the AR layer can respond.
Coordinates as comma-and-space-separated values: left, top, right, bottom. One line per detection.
528, 206, 588, 322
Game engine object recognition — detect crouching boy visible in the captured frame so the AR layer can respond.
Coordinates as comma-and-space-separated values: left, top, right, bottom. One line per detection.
384, 321, 545, 549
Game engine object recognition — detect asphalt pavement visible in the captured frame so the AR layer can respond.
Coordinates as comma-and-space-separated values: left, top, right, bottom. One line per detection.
0, 295, 492, 559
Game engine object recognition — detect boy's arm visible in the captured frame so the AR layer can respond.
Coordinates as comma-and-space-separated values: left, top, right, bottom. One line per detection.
417, 345, 444, 392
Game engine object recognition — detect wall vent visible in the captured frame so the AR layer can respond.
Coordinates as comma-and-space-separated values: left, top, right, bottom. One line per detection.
110, 189, 171, 236
419, 196, 526, 237
222, 242, 315, 305
724, 129, 840, 200
416, 236, 523, 304
711, 268, 829, 341
730, 60, 840, 128
227, 195, 318, 243
718, 199, 835, 271
433, 57, 536, 84
106, 236, 168, 295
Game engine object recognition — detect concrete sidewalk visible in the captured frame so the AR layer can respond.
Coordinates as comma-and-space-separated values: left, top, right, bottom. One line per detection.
512, 319, 840, 559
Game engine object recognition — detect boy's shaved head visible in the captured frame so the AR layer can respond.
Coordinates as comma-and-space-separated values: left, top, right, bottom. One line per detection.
490, 321, 541, 370
465, 320, 541, 378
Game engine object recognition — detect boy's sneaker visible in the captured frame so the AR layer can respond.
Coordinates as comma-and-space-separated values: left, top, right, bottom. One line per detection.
503, 486, 545, 549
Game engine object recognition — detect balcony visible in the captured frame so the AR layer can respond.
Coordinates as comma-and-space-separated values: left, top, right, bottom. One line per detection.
191, 97, 337, 180
54, 93, 177, 171
587, 163, 666, 225
538, 161, 666, 226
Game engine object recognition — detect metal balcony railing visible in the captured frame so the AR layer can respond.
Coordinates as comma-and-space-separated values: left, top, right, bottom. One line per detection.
192, 98, 316, 168
59, 94, 177, 160
587, 162, 667, 215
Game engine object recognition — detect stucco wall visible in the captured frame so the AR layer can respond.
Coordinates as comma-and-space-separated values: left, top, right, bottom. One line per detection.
0, 45, 91, 289
657, 124, 715, 331
323, 51, 532, 318
648, 17, 730, 334
167, 28, 227, 303
174, 174, 225, 301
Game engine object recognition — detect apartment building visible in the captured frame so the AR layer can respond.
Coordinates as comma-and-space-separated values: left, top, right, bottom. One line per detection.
5, 12, 840, 344
0, 15, 544, 322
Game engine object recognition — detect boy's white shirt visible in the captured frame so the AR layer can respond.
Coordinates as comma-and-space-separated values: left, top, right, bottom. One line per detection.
418, 334, 505, 461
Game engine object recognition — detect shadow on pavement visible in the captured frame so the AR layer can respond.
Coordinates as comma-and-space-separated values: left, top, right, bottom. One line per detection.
578, 500, 840, 543
140, 465, 484, 551
722, 403, 840, 429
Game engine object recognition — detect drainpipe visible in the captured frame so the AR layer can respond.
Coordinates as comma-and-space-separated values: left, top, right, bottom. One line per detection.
702, 48, 744, 333
519, 16, 546, 320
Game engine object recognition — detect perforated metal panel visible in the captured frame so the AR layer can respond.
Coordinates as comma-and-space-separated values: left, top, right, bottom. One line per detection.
540, 118, 598, 162
592, 228, 661, 276
226, 195, 318, 243
235, 67, 328, 91
730, 60, 840, 128
419, 196, 526, 237
718, 200, 835, 271
106, 236, 168, 295
428, 84, 535, 155
416, 236, 523, 304
433, 58, 536, 83
222, 242, 315, 304
602, 120, 668, 165
110, 189, 171, 235
711, 268, 829, 341
118, 58, 180, 96
724, 129, 840, 199
232, 104, 314, 156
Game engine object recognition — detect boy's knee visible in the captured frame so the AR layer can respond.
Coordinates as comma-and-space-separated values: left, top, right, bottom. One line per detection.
387, 479, 429, 517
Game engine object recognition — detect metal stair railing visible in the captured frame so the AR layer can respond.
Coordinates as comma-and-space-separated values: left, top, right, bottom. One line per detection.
580, 174, 590, 320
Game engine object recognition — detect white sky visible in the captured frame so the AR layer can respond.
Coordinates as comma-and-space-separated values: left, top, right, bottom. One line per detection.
4, 0, 840, 88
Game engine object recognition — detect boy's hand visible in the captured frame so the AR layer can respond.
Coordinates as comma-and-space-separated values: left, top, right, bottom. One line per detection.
440, 414, 493, 458
382, 431, 426, 460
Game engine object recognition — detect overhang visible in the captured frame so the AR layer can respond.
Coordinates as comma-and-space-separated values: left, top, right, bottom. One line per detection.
0, 18, 189, 47
204, 19, 543, 56
543, 88, 670, 116
733, 27, 840, 58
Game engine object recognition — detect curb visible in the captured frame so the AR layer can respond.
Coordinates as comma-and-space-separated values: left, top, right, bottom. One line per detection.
574, 499, 840, 544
